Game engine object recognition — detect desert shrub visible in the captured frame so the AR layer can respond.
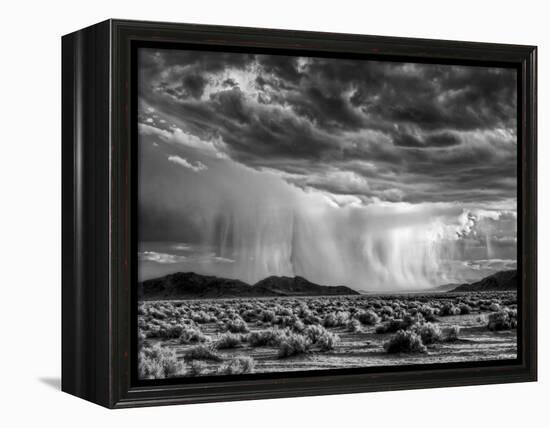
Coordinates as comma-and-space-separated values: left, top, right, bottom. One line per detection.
187, 360, 208, 377
473, 314, 486, 326
303, 325, 339, 350
323, 312, 338, 327
489, 303, 501, 312
375, 318, 407, 334
218, 356, 256, 375
356, 309, 380, 326
137, 317, 148, 330
297, 304, 313, 318
278, 333, 311, 358
346, 318, 362, 333
419, 305, 437, 322
151, 323, 184, 339
214, 332, 243, 349
439, 303, 461, 316
292, 318, 306, 332
224, 309, 238, 319
224, 317, 250, 333
384, 330, 427, 354
458, 303, 472, 315
247, 328, 287, 347
309, 315, 323, 325
277, 315, 297, 328
444, 325, 461, 342
317, 330, 339, 351
402, 313, 424, 328
487, 310, 517, 331
191, 310, 216, 324
138, 344, 184, 379
179, 326, 209, 344
149, 306, 168, 320
297, 306, 321, 324
335, 311, 350, 325
295, 306, 308, 317
303, 325, 328, 343
143, 324, 161, 338
261, 310, 277, 323
241, 309, 258, 322
180, 318, 196, 326
381, 305, 394, 316
137, 329, 147, 345
277, 307, 293, 317
184, 344, 222, 362
415, 322, 442, 345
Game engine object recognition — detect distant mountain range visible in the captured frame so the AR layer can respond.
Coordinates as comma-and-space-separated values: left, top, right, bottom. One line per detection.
137, 272, 359, 300
449, 269, 517, 292
137, 269, 517, 300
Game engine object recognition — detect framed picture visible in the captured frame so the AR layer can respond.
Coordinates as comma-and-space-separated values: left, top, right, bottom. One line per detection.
62, 19, 537, 408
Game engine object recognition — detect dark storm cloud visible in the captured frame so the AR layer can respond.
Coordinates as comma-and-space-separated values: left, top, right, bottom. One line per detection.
222, 77, 238, 88
300, 59, 516, 132
138, 48, 517, 206
393, 131, 462, 148
180, 74, 208, 99
256, 55, 303, 85
140, 49, 253, 73
210, 87, 249, 124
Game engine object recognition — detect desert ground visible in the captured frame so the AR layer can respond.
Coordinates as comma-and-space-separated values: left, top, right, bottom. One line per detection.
137, 291, 517, 379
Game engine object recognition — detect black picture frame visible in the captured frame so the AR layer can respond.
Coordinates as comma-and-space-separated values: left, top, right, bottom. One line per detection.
62, 19, 537, 408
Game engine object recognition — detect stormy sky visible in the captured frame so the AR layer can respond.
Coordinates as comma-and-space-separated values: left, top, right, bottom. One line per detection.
137, 47, 517, 291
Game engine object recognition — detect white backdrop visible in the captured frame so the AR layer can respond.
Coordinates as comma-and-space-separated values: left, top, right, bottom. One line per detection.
0, 0, 546, 425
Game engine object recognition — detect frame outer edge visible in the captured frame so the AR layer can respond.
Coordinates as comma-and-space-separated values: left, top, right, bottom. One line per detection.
69, 19, 538, 408
527, 46, 537, 381
61, 20, 113, 408
61, 29, 79, 398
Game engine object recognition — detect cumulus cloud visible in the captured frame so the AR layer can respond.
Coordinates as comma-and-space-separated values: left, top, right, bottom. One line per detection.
139, 251, 187, 264
167, 155, 207, 172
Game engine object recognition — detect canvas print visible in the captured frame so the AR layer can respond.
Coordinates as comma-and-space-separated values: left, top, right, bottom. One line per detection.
136, 48, 518, 380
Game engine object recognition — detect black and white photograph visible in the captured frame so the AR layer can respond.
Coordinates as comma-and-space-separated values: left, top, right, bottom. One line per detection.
1, 0, 544, 420
136, 47, 518, 379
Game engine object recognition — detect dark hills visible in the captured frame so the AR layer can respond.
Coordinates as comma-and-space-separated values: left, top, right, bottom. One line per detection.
137, 272, 254, 300
254, 275, 358, 296
137, 272, 359, 300
449, 269, 517, 292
